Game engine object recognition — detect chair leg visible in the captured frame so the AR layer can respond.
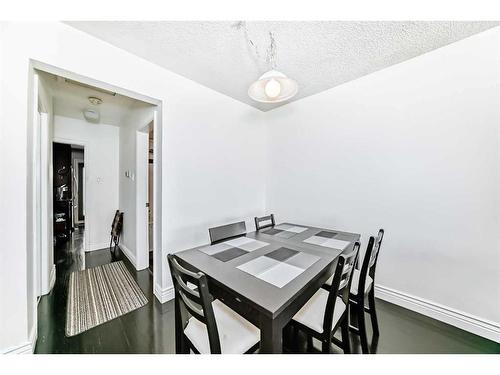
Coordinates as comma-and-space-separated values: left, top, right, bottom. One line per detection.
182, 335, 191, 354
322, 339, 331, 354
357, 302, 369, 354
292, 325, 300, 352
368, 288, 379, 337
341, 317, 351, 354
306, 335, 313, 352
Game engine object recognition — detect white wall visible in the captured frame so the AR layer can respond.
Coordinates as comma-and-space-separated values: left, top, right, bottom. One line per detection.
0, 21, 265, 353
266, 28, 500, 338
54, 115, 120, 251
5, 20, 497, 352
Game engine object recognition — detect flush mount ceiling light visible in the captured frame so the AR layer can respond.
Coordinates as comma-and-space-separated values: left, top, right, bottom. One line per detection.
88, 96, 103, 105
241, 28, 298, 103
84, 97, 102, 123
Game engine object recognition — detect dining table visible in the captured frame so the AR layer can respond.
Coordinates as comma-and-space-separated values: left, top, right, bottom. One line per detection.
173, 222, 360, 353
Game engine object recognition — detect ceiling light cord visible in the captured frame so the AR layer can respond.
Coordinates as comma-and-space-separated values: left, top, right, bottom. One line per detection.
234, 22, 277, 72
266, 32, 277, 71
233, 21, 261, 69
234, 22, 298, 103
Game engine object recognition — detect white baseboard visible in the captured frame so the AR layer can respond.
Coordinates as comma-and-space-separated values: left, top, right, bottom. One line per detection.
29, 324, 37, 353
40, 264, 56, 296
375, 284, 500, 343
2, 342, 32, 354
154, 283, 174, 304
2, 325, 37, 354
48, 264, 56, 292
119, 243, 138, 269
86, 241, 110, 252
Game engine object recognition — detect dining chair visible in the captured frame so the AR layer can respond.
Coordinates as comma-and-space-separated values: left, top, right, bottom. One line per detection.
109, 210, 123, 255
208, 221, 246, 245
350, 229, 384, 353
324, 229, 384, 353
168, 254, 260, 354
289, 242, 360, 354
254, 214, 275, 231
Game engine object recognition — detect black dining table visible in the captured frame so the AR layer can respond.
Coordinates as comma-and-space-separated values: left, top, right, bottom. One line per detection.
173, 223, 360, 353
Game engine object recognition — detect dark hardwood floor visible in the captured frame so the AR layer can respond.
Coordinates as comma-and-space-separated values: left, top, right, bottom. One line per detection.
35, 229, 500, 354
35, 228, 175, 354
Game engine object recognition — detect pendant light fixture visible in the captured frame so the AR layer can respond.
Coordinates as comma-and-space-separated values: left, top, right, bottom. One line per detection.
246, 30, 298, 103
248, 69, 298, 103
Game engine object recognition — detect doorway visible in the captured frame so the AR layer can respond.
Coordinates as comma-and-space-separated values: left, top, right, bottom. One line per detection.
52, 142, 86, 260
31, 61, 163, 299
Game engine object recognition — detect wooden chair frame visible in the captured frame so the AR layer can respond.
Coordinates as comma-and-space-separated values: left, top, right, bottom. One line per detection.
168, 254, 259, 354
290, 242, 360, 354
254, 214, 275, 231
349, 229, 384, 354
109, 210, 123, 255
208, 221, 246, 245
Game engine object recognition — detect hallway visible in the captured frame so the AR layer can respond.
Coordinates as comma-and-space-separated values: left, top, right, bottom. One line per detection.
35, 231, 174, 354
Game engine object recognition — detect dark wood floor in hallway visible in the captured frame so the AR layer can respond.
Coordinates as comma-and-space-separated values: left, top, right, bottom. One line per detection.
35, 230, 500, 354
35, 229, 175, 354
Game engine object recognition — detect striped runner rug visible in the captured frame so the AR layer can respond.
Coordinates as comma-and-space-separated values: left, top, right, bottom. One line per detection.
66, 261, 148, 337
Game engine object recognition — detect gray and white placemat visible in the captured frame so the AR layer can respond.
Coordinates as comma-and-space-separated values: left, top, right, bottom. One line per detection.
199, 237, 269, 262
261, 224, 309, 239
237, 247, 320, 288
304, 230, 351, 250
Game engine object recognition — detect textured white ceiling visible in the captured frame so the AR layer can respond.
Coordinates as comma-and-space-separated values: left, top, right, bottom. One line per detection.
39, 70, 151, 126
67, 21, 500, 111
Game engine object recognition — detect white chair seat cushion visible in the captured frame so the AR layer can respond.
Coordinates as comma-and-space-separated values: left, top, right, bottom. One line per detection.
324, 269, 373, 296
184, 299, 260, 354
292, 289, 346, 334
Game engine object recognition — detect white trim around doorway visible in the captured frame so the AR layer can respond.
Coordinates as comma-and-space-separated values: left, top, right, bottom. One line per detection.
30, 60, 164, 307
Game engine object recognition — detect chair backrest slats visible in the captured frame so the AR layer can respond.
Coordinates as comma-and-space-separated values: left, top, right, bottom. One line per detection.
254, 214, 276, 231
338, 262, 355, 290
209, 221, 247, 245
111, 210, 120, 231
368, 229, 384, 268
178, 289, 205, 320
174, 272, 201, 300
111, 210, 123, 237
323, 242, 360, 333
167, 254, 222, 353
358, 229, 385, 298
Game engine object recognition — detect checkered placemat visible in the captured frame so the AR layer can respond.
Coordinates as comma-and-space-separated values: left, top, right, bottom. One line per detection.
304, 230, 351, 250
199, 237, 269, 262
261, 223, 309, 239
237, 247, 320, 288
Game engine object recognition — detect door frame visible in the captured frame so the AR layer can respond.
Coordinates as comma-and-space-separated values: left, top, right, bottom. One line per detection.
29, 60, 165, 305
53, 138, 89, 251
33, 75, 53, 299
136, 126, 150, 270
72, 157, 85, 226
33, 99, 42, 299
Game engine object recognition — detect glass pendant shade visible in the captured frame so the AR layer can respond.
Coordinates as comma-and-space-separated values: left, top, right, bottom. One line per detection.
248, 70, 298, 103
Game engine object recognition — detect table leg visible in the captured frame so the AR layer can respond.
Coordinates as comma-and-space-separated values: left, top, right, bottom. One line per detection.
260, 314, 283, 354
